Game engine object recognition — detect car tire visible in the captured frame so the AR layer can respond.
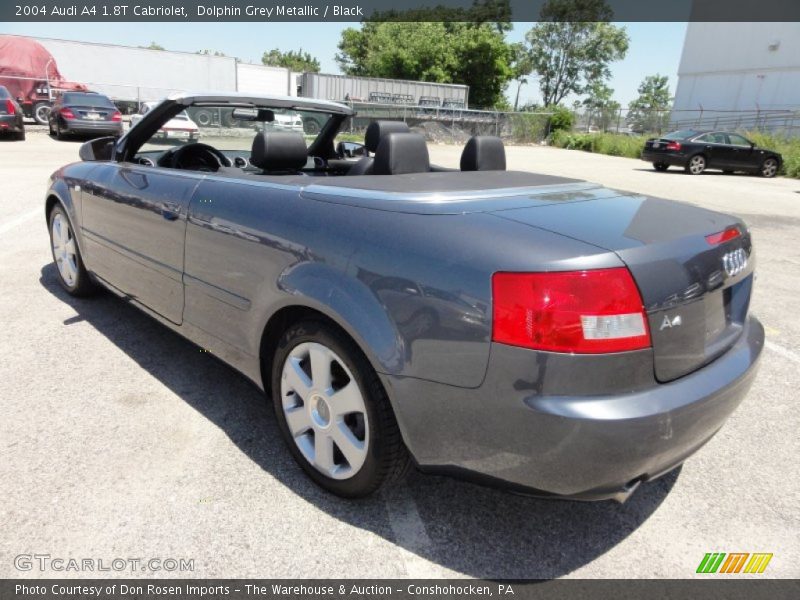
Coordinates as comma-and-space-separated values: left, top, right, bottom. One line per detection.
48, 204, 98, 297
14, 130, 25, 141
685, 154, 706, 175
760, 157, 779, 178
653, 162, 669, 172
33, 101, 51, 125
271, 320, 410, 498
303, 119, 321, 135
55, 122, 65, 140
194, 109, 213, 127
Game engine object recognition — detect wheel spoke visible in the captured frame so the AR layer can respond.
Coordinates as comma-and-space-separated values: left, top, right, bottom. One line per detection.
314, 433, 336, 473
329, 380, 363, 417
309, 344, 333, 391
284, 357, 312, 400
284, 405, 312, 437
64, 238, 76, 257
331, 421, 366, 470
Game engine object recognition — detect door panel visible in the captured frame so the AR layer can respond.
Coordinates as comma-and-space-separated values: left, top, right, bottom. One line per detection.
81, 163, 202, 324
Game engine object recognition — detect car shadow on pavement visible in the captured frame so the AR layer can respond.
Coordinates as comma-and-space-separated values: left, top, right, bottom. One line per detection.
40, 264, 679, 579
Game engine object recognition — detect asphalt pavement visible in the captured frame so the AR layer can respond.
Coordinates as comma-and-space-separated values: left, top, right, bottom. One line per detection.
0, 129, 797, 579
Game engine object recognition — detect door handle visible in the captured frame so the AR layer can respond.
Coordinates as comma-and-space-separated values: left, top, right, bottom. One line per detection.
161, 202, 181, 221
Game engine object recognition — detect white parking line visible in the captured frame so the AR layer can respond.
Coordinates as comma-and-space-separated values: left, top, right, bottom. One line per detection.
383, 485, 442, 577
765, 340, 800, 364
0, 208, 41, 235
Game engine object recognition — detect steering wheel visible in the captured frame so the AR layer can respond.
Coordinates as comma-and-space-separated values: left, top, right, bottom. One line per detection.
164, 143, 231, 172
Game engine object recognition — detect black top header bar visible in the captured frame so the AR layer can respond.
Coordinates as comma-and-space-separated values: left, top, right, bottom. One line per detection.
4, 0, 800, 22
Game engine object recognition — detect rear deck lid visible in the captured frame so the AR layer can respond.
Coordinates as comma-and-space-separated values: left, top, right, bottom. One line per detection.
494, 194, 754, 381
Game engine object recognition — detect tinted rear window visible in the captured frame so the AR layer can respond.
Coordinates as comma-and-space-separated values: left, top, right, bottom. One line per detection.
663, 130, 699, 140
62, 93, 115, 107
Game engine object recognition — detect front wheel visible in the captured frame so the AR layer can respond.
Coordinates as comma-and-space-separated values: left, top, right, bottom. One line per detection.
271, 320, 410, 497
685, 154, 706, 175
48, 205, 97, 296
653, 162, 669, 172
760, 157, 779, 178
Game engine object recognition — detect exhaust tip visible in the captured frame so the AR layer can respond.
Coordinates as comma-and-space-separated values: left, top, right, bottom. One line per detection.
612, 478, 643, 504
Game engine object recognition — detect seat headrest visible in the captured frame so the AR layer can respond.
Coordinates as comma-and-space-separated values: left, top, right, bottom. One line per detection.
460, 136, 506, 171
251, 131, 308, 171
364, 120, 410, 153
373, 133, 430, 175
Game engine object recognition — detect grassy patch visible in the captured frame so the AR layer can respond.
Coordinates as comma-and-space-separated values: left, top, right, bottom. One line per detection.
550, 129, 800, 178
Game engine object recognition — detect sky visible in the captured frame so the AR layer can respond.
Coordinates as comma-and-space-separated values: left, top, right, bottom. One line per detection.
0, 21, 687, 107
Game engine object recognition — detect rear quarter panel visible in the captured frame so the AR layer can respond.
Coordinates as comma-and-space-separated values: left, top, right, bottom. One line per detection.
183, 177, 622, 388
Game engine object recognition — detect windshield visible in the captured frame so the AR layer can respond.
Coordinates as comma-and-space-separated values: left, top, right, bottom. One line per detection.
63, 93, 115, 107
137, 104, 333, 155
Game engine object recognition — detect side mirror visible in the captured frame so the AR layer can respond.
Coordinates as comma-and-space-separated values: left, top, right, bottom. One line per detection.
79, 136, 116, 161
336, 141, 366, 159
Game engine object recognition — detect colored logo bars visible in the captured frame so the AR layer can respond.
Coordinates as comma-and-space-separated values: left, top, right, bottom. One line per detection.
696, 553, 773, 574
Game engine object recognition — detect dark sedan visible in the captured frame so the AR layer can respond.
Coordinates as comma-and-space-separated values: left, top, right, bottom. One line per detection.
0, 85, 25, 140
642, 129, 782, 177
48, 91, 123, 140
44, 93, 763, 502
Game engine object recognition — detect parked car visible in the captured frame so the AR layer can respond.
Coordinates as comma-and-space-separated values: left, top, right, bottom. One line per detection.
0, 85, 25, 140
131, 102, 199, 141
270, 112, 304, 132
48, 91, 123, 140
642, 129, 782, 177
45, 93, 763, 501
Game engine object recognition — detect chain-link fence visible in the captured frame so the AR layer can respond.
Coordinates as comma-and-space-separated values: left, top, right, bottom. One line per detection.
572, 107, 800, 138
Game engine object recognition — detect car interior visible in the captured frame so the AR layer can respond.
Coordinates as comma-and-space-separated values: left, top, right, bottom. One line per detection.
132, 106, 508, 181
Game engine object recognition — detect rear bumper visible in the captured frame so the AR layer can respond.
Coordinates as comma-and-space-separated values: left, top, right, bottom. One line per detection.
641, 149, 687, 166
384, 315, 764, 501
0, 114, 23, 133
62, 120, 123, 136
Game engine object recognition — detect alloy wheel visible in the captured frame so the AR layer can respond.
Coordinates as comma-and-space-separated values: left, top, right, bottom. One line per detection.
688, 155, 706, 175
280, 342, 369, 480
761, 158, 778, 178
51, 212, 78, 287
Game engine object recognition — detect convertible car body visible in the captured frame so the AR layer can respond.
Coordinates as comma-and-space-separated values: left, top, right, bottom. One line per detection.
45, 93, 763, 501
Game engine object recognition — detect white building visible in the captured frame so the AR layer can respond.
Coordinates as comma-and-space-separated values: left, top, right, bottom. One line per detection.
672, 22, 800, 131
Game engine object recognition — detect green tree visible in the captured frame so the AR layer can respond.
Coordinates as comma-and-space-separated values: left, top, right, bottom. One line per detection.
509, 42, 534, 111
336, 22, 513, 108
524, 0, 629, 106
140, 42, 165, 51
197, 49, 227, 57
627, 74, 672, 133
582, 80, 621, 131
261, 49, 320, 72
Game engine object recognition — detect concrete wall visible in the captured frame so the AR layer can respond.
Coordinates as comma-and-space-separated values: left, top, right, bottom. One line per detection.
674, 23, 800, 112
26, 35, 237, 103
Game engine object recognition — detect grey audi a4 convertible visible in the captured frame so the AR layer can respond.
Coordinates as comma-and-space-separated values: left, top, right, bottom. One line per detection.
46, 93, 763, 501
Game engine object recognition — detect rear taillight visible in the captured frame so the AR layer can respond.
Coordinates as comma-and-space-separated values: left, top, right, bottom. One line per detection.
492, 268, 651, 354
60, 108, 76, 120
665, 141, 682, 151
5, 99, 15, 115
705, 226, 741, 245
111, 111, 122, 122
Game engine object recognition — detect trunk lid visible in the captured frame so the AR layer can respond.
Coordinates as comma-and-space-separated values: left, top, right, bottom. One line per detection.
494, 194, 754, 382
70, 104, 117, 121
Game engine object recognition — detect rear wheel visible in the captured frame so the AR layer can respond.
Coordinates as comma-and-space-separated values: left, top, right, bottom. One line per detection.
48, 205, 97, 296
653, 162, 669, 172
33, 101, 51, 125
685, 154, 706, 175
13, 130, 25, 141
760, 157, 779, 178
271, 320, 410, 497
194, 109, 213, 127
303, 118, 321, 135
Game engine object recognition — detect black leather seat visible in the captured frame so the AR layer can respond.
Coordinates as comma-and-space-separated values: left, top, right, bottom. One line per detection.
347, 120, 410, 175
372, 133, 430, 175
250, 131, 308, 173
460, 136, 506, 171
